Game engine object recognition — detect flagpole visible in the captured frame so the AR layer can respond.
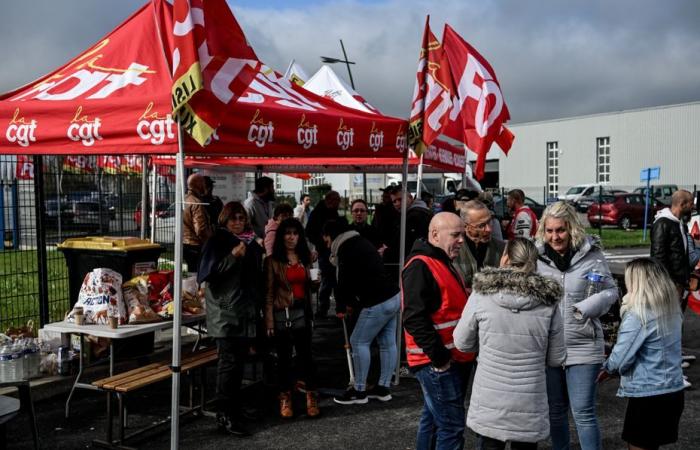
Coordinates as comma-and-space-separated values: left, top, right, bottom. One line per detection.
394, 147, 410, 386
416, 154, 424, 198
170, 125, 185, 450
150, 163, 157, 243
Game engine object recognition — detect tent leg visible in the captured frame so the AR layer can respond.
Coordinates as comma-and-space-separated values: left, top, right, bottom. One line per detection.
393, 150, 410, 386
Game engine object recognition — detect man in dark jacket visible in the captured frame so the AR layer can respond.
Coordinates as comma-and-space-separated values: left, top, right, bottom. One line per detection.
402, 213, 476, 449
321, 220, 401, 404
454, 200, 506, 288
305, 191, 347, 318
651, 189, 694, 309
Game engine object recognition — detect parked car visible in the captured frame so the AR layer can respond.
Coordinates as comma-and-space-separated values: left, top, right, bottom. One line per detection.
576, 188, 628, 212
134, 200, 172, 229
44, 199, 75, 228
587, 193, 661, 230
70, 201, 111, 233
559, 184, 601, 205
153, 204, 176, 244
492, 193, 546, 222
632, 184, 678, 206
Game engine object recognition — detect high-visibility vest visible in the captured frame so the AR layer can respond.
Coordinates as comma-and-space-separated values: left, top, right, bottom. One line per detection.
402, 255, 475, 366
507, 206, 538, 239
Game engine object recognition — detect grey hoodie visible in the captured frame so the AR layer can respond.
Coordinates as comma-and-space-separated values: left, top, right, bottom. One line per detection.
453, 268, 565, 443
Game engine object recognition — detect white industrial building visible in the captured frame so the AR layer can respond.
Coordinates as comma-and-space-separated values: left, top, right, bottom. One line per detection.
478, 101, 700, 202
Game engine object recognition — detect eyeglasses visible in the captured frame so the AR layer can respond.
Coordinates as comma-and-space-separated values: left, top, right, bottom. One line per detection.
351, 209, 367, 213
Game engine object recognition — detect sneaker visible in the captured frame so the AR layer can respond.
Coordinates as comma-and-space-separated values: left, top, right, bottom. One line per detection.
367, 385, 392, 402
682, 361, 691, 369
682, 354, 696, 362
398, 365, 414, 379
216, 413, 251, 437
333, 387, 368, 405
683, 379, 692, 389
683, 375, 689, 381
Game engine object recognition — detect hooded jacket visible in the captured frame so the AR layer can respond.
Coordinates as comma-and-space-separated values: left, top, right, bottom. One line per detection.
536, 235, 618, 365
453, 268, 565, 443
651, 207, 690, 287
331, 232, 399, 313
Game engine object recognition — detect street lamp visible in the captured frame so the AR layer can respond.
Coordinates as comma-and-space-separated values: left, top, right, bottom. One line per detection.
321, 40, 368, 200
320, 39, 356, 89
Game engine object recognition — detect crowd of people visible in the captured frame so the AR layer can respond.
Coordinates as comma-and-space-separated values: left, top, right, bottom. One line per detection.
181, 172, 697, 449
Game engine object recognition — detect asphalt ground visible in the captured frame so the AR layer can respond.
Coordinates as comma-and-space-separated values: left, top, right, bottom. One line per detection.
6, 311, 700, 449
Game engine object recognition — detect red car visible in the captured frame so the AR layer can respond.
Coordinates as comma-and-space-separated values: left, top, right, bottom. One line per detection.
134, 200, 172, 228
587, 193, 660, 230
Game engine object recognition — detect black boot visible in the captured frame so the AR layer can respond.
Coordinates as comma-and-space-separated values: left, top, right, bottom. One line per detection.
216, 412, 252, 437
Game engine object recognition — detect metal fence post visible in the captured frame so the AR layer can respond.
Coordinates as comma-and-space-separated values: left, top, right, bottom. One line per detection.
0, 181, 5, 251
32, 156, 50, 326
11, 180, 19, 249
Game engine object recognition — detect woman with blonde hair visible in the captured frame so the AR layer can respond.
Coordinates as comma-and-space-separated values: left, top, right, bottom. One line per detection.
454, 237, 565, 449
599, 258, 684, 450
535, 201, 618, 450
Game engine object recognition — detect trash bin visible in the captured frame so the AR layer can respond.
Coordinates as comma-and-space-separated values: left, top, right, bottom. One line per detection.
57, 237, 165, 358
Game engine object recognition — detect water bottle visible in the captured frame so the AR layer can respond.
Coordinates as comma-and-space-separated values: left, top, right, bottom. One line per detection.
12, 341, 25, 381
24, 339, 41, 379
584, 259, 604, 298
0, 344, 12, 382
57, 345, 71, 376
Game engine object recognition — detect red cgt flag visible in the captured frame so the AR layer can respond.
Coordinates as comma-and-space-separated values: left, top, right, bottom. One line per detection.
441, 25, 513, 180
408, 17, 455, 157
171, 0, 260, 146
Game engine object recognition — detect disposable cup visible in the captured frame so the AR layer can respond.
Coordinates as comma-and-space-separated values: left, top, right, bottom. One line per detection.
310, 268, 320, 281
109, 317, 119, 329
74, 314, 84, 325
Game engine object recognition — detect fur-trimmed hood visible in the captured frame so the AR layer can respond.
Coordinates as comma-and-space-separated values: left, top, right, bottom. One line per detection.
472, 268, 562, 308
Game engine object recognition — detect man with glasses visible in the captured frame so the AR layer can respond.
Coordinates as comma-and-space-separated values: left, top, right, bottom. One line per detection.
349, 199, 381, 248
454, 200, 505, 288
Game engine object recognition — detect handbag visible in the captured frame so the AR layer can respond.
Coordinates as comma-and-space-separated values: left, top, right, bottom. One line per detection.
273, 306, 306, 331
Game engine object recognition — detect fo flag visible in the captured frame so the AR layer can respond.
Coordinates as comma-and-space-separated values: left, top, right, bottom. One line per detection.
408, 17, 454, 156
171, 0, 260, 146
442, 25, 513, 180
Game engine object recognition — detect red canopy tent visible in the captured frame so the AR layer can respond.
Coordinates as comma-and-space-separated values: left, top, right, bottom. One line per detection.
0, 1, 423, 446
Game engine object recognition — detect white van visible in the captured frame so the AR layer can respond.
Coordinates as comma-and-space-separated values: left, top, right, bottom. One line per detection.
559, 184, 601, 204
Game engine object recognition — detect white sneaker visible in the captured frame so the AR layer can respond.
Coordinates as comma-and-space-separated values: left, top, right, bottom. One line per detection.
682, 361, 690, 369
682, 354, 696, 362
683, 379, 692, 389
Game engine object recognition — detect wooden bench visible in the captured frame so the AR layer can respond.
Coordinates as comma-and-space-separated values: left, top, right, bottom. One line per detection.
92, 347, 218, 449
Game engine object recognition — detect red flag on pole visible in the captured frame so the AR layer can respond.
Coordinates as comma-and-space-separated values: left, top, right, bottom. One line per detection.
171, 0, 260, 146
408, 17, 455, 156
441, 24, 513, 180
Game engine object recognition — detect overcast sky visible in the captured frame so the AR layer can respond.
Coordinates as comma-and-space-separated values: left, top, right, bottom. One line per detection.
1, 0, 699, 124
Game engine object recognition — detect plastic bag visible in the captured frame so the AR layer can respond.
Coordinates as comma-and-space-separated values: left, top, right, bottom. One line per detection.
122, 275, 161, 324
67, 268, 126, 325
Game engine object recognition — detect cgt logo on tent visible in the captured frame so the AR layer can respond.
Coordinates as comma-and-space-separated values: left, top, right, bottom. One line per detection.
248, 109, 274, 148
67, 106, 102, 146
395, 125, 408, 152
5, 108, 38, 148
137, 102, 175, 145
297, 114, 318, 150
336, 118, 354, 151
369, 122, 384, 152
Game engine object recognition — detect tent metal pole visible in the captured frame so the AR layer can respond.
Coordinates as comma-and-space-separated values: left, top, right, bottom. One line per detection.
140, 155, 148, 239
394, 148, 410, 385
150, 164, 157, 243
170, 128, 185, 450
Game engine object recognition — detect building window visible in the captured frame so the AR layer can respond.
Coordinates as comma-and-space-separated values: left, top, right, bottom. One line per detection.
546, 141, 559, 198
596, 137, 610, 183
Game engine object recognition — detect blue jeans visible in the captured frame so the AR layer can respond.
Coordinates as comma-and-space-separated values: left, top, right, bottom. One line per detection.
350, 293, 400, 390
414, 362, 473, 450
546, 364, 602, 450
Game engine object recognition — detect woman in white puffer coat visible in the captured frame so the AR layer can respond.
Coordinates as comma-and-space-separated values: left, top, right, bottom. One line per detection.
453, 237, 566, 450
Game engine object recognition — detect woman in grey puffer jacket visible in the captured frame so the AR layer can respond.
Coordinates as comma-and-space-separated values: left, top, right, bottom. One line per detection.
454, 238, 566, 449
535, 201, 618, 450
